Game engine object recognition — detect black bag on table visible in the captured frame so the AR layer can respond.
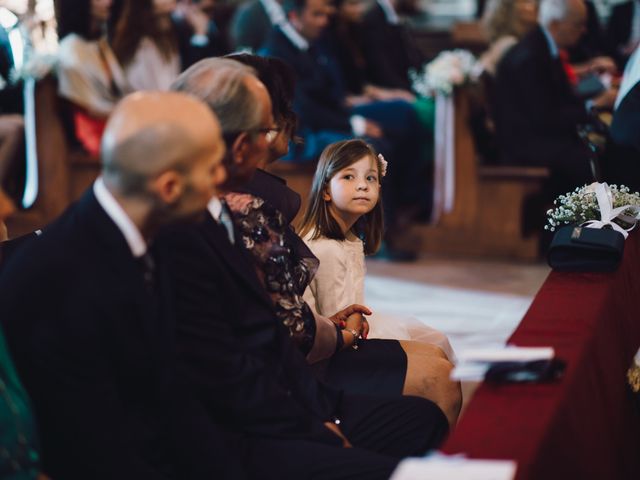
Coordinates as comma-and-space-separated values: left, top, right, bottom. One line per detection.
547, 225, 625, 272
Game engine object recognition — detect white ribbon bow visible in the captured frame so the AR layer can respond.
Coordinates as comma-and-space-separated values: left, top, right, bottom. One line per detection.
581, 182, 638, 239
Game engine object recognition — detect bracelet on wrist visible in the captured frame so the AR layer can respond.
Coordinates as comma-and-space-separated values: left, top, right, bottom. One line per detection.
345, 328, 360, 350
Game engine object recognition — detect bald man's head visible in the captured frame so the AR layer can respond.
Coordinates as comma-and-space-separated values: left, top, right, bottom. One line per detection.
101, 91, 224, 196
100, 92, 226, 226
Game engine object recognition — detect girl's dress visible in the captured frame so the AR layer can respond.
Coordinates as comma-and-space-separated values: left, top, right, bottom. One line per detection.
303, 233, 456, 361
225, 169, 407, 396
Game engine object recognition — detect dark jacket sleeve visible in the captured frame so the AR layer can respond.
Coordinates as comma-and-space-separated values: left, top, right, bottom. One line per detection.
0, 271, 168, 479
261, 30, 352, 132
163, 225, 342, 440
174, 17, 227, 70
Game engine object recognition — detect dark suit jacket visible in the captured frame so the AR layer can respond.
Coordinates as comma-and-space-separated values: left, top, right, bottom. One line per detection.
0, 189, 236, 480
261, 27, 352, 133
229, 0, 272, 52
493, 26, 591, 165
361, 2, 423, 90
605, 1, 635, 68
160, 209, 344, 442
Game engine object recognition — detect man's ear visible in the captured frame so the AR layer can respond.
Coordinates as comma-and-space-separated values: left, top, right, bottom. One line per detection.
151, 170, 183, 204
231, 132, 251, 167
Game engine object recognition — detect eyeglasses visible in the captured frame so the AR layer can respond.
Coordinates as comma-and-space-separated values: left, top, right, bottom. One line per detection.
223, 128, 282, 146
257, 128, 282, 143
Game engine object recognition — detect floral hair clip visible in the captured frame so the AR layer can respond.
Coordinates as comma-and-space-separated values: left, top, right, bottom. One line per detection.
377, 154, 388, 177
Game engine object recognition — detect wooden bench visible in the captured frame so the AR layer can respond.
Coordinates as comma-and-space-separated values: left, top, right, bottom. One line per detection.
413, 88, 549, 260
6, 76, 101, 237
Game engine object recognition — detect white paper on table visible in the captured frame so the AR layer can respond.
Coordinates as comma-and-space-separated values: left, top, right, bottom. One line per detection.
390, 455, 517, 480
457, 346, 554, 363
450, 363, 490, 381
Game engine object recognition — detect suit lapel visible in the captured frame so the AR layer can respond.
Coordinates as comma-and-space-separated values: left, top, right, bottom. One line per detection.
79, 189, 165, 346
200, 213, 273, 307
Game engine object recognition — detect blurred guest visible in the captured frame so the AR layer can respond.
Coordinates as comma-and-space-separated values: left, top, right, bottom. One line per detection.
230, 0, 286, 52
56, 0, 119, 155
56, 0, 222, 155
605, 0, 640, 69
360, 0, 424, 90
479, 0, 539, 76
493, 0, 615, 195
327, 0, 415, 102
110, 0, 225, 91
0, 92, 238, 480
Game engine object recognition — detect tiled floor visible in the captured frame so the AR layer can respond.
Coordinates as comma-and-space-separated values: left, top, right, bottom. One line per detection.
364, 254, 550, 415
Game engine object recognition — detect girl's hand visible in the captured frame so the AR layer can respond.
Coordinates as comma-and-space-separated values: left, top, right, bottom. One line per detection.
329, 304, 372, 327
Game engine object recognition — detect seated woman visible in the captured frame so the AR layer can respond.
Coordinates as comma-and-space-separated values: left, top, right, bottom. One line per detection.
56, 0, 222, 156
479, 0, 539, 77
225, 53, 462, 427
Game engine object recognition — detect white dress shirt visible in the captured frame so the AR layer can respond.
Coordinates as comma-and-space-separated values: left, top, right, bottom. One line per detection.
93, 177, 147, 257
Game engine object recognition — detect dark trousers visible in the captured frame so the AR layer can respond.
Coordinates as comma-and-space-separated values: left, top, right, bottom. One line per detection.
243, 394, 448, 480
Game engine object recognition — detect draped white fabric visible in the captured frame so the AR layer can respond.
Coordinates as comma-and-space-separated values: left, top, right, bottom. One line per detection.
431, 92, 456, 224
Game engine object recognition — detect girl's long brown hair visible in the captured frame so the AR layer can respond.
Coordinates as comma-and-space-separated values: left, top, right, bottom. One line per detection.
110, 0, 178, 68
298, 139, 384, 255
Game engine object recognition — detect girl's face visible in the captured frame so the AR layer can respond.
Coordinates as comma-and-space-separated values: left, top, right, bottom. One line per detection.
323, 154, 380, 232
91, 0, 113, 23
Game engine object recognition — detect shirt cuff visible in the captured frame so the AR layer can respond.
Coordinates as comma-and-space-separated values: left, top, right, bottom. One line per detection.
190, 33, 210, 47
349, 114, 366, 136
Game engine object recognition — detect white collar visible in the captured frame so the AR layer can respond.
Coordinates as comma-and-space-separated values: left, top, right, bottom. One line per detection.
260, 0, 286, 25
279, 22, 309, 51
93, 177, 147, 257
377, 0, 399, 25
617, 45, 640, 109
207, 196, 223, 221
540, 26, 559, 58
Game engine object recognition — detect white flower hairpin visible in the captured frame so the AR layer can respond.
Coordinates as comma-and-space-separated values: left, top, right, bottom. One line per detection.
377, 154, 388, 177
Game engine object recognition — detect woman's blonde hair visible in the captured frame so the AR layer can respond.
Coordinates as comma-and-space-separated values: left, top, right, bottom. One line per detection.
482, 0, 538, 43
298, 139, 384, 255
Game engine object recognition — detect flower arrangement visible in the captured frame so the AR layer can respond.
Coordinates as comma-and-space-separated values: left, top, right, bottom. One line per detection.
545, 183, 640, 233
410, 49, 478, 97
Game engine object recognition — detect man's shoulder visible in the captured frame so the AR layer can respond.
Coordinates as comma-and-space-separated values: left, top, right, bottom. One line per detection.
500, 29, 548, 71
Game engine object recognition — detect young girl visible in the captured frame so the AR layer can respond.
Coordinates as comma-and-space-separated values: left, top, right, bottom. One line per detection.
299, 139, 456, 362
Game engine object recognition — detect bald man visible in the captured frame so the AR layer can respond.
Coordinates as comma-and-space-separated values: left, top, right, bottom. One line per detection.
0, 92, 239, 480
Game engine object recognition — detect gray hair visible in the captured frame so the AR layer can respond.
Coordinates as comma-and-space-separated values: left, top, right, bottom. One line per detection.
170, 57, 263, 135
538, 0, 570, 28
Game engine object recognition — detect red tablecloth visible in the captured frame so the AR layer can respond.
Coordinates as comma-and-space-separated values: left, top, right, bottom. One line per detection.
442, 232, 640, 479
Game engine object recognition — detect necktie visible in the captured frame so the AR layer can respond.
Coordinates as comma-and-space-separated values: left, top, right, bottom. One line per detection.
137, 251, 156, 292
219, 201, 235, 244
559, 49, 578, 86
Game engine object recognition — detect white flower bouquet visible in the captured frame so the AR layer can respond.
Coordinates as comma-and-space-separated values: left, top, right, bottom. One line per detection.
410, 49, 478, 97
545, 183, 640, 233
